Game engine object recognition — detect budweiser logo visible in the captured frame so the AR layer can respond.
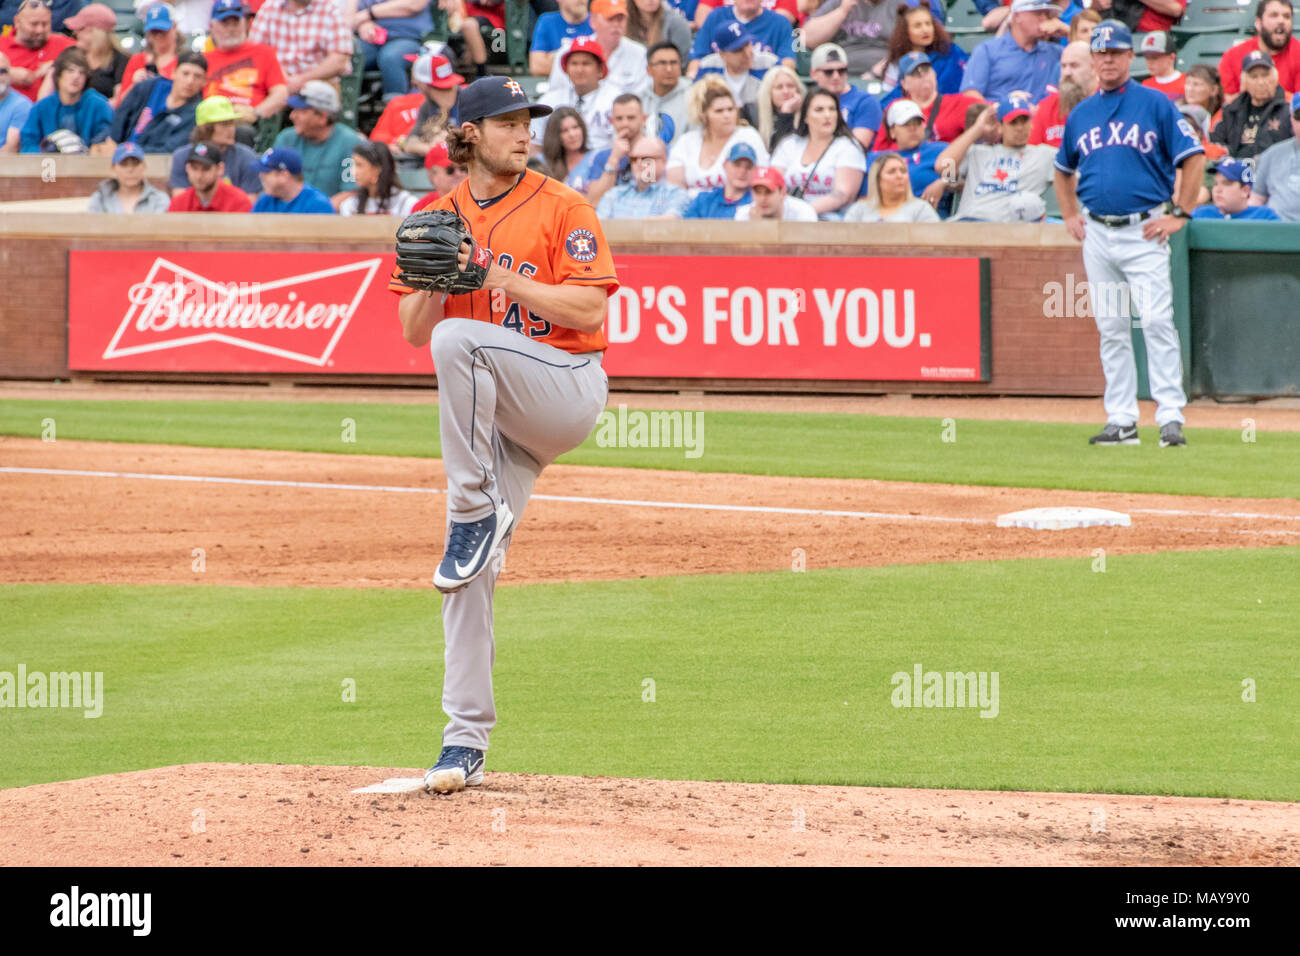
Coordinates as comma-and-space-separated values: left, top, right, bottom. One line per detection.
103, 256, 384, 366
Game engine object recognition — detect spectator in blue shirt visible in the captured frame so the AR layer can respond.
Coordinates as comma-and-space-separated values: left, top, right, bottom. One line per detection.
809, 42, 883, 151
530, 0, 594, 77
349, 0, 435, 100
100, 51, 207, 153
1192, 159, 1282, 220
865, 97, 946, 208
960, 0, 1063, 104
20, 47, 112, 152
0, 50, 34, 153
680, 140, 756, 217
687, 0, 796, 78
251, 146, 336, 213
596, 135, 692, 217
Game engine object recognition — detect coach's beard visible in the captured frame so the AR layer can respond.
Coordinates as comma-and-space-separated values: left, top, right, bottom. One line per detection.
1059, 79, 1089, 114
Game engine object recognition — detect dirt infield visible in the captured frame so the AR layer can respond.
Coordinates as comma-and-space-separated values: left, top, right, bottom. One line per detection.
2, 764, 1296, 867
2, 439, 1298, 589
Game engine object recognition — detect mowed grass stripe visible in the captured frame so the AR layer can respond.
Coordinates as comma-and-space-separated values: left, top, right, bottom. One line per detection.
2, 397, 1298, 498
2, 548, 1297, 799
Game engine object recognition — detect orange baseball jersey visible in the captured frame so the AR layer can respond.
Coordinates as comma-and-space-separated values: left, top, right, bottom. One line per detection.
389, 168, 618, 354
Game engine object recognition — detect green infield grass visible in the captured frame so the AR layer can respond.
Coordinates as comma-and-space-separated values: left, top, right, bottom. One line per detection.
1, 397, 1297, 498
3, 548, 1296, 799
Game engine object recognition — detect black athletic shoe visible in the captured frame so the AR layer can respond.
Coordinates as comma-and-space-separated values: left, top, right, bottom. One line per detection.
1159, 422, 1186, 447
1089, 423, 1140, 445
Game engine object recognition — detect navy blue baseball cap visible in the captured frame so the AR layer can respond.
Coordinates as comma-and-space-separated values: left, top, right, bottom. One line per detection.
1242, 49, 1275, 73
455, 76, 551, 126
259, 146, 302, 175
716, 24, 755, 53
1215, 159, 1254, 186
1090, 20, 1133, 52
726, 142, 757, 164
898, 52, 932, 77
211, 0, 250, 20
186, 141, 224, 166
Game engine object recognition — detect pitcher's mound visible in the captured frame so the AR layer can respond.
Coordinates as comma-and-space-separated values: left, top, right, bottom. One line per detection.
2, 763, 1296, 866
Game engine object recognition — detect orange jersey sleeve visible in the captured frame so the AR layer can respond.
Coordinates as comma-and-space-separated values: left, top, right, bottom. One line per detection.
388, 169, 617, 355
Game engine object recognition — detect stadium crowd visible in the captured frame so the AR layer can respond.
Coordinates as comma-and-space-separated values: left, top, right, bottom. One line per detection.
1, 0, 1297, 220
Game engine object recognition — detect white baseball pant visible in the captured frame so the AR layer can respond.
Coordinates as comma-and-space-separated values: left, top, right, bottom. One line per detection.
1081, 215, 1187, 428
428, 318, 608, 753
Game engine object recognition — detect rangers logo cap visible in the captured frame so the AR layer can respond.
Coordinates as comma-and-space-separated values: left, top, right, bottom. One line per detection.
560, 36, 609, 76
455, 76, 552, 126
210, 0, 250, 21
1089, 20, 1133, 52
143, 3, 174, 31
715, 23, 755, 54
751, 166, 786, 191
997, 96, 1033, 122
1214, 159, 1254, 186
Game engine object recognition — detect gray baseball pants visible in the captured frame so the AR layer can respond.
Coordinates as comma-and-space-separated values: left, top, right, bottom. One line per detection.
428, 317, 608, 753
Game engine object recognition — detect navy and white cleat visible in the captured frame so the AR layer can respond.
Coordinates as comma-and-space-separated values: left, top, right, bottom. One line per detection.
433, 502, 513, 593
425, 746, 485, 793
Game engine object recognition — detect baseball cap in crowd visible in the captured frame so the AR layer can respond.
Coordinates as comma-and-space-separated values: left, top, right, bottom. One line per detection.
454, 76, 552, 125
258, 146, 302, 174
716, 25, 755, 54
187, 141, 224, 166
727, 142, 757, 165
810, 43, 848, 72
112, 142, 146, 165
751, 166, 785, 191
407, 52, 464, 89
886, 99, 924, 126
288, 80, 340, 114
897, 51, 932, 77
997, 96, 1033, 122
210, 0, 251, 21
1009, 0, 1062, 12
143, 3, 174, 32
1214, 159, 1254, 186
590, 0, 628, 17
1139, 31, 1175, 56
65, 3, 117, 31
560, 36, 608, 75
1177, 103, 1211, 137
1089, 19, 1133, 52
425, 142, 452, 170
1242, 49, 1275, 73
196, 95, 239, 126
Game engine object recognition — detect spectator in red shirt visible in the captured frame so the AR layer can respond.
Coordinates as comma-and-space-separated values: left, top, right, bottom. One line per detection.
369, 51, 462, 157
1028, 39, 1094, 147
168, 141, 255, 209
248, 0, 353, 95
1219, 0, 1300, 102
872, 52, 982, 150
203, 0, 290, 122
118, 5, 182, 105
1139, 31, 1184, 100
1088, 0, 1187, 35
0, 0, 76, 102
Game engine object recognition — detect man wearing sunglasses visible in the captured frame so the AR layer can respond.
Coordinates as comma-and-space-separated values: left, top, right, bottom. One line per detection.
810, 42, 881, 151
0, 52, 33, 152
0, 0, 87, 36
0, 0, 75, 102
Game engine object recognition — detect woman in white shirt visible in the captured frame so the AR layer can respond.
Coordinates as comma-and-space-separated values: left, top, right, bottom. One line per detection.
667, 75, 769, 195
845, 152, 941, 223
339, 141, 418, 216
769, 88, 866, 221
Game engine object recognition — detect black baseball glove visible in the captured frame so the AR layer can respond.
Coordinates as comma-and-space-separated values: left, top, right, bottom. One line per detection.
394, 209, 493, 294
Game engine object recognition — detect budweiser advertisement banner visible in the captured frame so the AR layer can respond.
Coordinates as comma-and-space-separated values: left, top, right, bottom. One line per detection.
68, 251, 989, 381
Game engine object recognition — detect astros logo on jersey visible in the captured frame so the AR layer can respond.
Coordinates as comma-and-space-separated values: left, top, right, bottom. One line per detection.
504, 78, 525, 98
566, 229, 598, 262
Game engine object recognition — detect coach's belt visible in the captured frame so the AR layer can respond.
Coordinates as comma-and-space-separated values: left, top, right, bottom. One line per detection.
1086, 207, 1165, 227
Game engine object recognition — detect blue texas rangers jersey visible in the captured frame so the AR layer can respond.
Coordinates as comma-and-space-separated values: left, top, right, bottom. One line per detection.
1054, 80, 1203, 216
